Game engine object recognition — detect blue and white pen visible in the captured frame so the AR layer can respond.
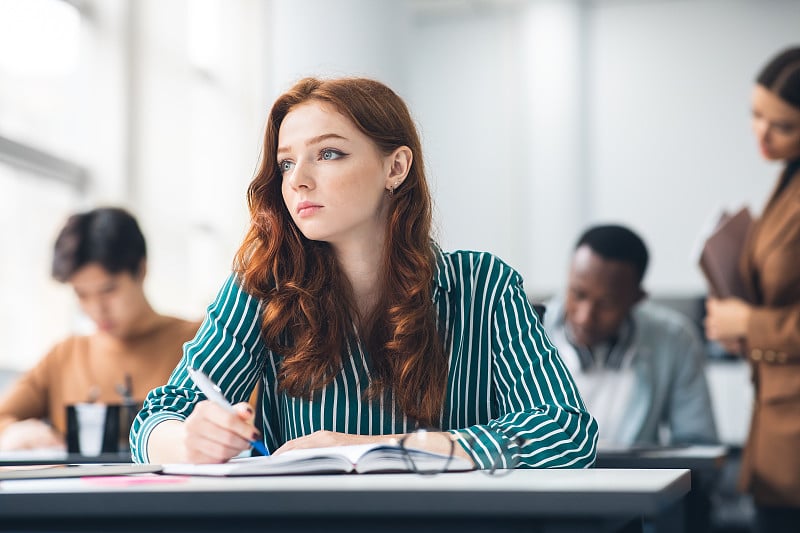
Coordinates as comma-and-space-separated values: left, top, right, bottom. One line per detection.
187, 367, 270, 456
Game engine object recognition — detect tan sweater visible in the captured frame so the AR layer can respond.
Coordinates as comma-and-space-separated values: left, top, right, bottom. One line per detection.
0, 316, 200, 436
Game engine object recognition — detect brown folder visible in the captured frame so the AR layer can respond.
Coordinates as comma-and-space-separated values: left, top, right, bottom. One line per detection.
699, 207, 753, 300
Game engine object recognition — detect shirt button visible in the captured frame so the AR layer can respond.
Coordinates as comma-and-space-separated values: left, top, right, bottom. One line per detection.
777, 352, 788, 363
765, 351, 776, 363
751, 349, 763, 361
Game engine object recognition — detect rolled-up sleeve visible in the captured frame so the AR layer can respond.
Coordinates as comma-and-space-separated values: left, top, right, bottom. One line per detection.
451, 272, 598, 469
130, 274, 266, 463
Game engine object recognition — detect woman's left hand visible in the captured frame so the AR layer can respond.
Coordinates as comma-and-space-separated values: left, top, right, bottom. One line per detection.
273, 430, 396, 456
705, 297, 752, 341
273, 430, 473, 464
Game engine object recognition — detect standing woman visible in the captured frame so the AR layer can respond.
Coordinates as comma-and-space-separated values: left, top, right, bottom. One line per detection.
705, 46, 800, 532
131, 77, 597, 469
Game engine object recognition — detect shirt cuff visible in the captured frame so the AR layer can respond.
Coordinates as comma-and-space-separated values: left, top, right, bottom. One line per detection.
132, 413, 186, 464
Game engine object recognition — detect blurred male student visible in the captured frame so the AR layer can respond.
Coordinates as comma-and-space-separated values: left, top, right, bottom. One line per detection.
544, 224, 717, 447
0, 207, 200, 451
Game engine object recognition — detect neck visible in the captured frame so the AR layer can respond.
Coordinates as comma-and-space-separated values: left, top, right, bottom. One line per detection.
119, 300, 164, 342
332, 238, 385, 318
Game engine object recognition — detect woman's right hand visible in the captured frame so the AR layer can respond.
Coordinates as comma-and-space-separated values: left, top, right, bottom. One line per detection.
147, 400, 259, 464
705, 297, 752, 340
716, 338, 747, 356
179, 400, 259, 463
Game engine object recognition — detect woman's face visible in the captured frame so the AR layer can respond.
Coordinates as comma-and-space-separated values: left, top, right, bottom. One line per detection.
751, 84, 800, 162
277, 101, 405, 249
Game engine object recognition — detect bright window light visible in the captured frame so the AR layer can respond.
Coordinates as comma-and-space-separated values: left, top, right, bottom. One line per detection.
188, 0, 221, 74
0, 0, 81, 77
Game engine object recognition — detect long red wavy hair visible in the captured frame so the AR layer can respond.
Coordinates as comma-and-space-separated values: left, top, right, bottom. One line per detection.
233, 77, 446, 427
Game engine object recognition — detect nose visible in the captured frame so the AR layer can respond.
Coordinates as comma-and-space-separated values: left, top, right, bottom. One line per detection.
572, 302, 595, 328
753, 117, 769, 143
80, 297, 105, 323
286, 159, 315, 190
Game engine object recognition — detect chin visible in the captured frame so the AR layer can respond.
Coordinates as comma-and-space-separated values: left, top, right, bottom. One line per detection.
294, 224, 324, 242
573, 333, 599, 347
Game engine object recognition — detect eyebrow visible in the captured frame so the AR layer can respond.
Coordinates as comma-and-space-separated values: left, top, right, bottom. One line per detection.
277, 133, 348, 155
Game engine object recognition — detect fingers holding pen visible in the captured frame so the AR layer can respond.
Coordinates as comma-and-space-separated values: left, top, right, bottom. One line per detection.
183, 400, 259, 463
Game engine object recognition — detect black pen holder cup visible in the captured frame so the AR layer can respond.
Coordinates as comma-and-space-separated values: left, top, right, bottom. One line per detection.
66, 403, 134, 457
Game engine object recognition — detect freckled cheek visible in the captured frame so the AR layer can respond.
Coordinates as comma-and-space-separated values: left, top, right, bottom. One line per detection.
334, 174, 379, 202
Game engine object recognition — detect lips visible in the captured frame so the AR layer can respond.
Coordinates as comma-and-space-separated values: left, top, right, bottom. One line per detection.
759, 144, 775, 159
296, 201, 322, 217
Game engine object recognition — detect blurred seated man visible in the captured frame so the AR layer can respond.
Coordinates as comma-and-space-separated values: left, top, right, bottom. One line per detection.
0, 207, 200, 451
544, 224, 717, 447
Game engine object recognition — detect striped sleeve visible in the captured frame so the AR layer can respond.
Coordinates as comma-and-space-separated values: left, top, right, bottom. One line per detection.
451, 268, 598, 469
130, 274, 267, 463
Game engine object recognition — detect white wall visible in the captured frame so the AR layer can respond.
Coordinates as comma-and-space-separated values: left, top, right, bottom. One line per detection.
409, 7, 526, 270
128, 0, 268, 318
269, 0, 412, 101
409, 1, 586, 298
587, 0, 800, 293
410, 0, 800, 296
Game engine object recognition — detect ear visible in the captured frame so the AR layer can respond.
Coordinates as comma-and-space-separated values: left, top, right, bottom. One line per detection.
384, 146, 413, 192
135, 259, 148, 282
633, 287, 647, 306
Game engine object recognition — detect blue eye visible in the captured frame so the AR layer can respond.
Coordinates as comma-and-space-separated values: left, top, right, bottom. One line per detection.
278, 160, 294, 174
320, 149, 344, 161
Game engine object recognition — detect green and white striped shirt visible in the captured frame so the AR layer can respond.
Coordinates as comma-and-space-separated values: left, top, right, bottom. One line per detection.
131, 249, 598, 468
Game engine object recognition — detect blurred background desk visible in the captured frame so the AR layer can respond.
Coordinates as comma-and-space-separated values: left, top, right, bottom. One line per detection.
596, 445, 728, 533
0, 450, 132, 466
0, 468, 689, 533
595, 445, 727, 470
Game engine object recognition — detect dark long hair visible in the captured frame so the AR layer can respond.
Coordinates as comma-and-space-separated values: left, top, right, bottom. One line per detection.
757, 46, 800, 110
233, 77, 446, 427
757, 47, 800, 192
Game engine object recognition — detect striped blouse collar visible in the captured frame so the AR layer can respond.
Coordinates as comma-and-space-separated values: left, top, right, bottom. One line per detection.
432, 242, 453, 293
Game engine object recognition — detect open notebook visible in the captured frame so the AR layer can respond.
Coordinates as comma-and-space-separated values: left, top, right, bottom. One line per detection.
162, 443, 474, 476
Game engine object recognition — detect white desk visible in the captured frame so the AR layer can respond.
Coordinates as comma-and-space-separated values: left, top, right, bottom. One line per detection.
0, 468, 689, 533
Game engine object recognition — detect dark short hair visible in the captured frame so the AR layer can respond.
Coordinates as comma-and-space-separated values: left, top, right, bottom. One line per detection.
757, 46, 800, 110
52, 207, 147, 282
575, 224, 649, 284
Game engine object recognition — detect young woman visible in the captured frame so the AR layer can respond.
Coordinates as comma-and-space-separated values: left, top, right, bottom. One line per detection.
131, 77, 597, 469
704, 47, 800, 532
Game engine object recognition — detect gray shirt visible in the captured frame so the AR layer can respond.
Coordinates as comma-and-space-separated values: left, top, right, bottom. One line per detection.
545, 299, 718, 446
